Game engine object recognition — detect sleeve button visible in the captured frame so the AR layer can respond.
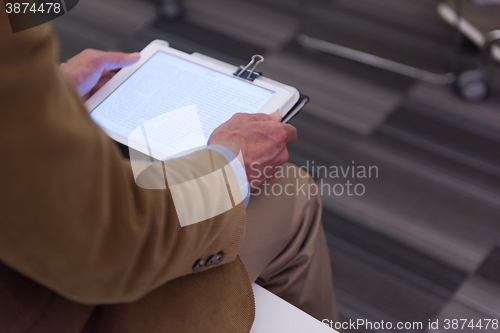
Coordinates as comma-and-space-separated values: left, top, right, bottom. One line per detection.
205, 255, 215, 267
192, 259, 205, 272
213, 251, 224, 265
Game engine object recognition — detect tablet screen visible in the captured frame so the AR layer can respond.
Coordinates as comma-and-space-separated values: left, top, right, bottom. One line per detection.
90, 51, 275, 157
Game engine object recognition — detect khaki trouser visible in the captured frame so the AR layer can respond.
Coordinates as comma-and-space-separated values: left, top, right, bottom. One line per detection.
240, 163, 337, 322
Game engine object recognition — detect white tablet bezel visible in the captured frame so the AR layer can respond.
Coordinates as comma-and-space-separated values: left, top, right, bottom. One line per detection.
85, 40, 299, 152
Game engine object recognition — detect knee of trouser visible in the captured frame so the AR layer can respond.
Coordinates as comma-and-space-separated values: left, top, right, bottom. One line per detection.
274, 163, 322, 207
250, 163, 321, 208
275, 163, 313, 183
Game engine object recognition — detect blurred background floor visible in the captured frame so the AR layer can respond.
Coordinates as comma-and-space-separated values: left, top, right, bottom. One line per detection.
53, 0, 500, 331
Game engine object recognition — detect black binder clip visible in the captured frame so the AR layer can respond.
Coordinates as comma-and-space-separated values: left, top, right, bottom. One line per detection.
234, 55, 264, 81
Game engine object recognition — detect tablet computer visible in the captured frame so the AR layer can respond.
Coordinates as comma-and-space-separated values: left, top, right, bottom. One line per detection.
85, 40, 300, 160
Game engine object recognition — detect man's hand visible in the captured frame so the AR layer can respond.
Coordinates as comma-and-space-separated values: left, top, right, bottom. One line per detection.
60, 49, 140, 100
208, 112, 297, 190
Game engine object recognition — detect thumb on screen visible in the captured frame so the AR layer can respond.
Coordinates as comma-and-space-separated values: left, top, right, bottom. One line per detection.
270, 111, 282, 122
100, 52, 141, 71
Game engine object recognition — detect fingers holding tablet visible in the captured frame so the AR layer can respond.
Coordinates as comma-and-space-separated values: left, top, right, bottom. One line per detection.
209, 112, 297, 188
269, 111, 282, 122
61, 49, 140, 98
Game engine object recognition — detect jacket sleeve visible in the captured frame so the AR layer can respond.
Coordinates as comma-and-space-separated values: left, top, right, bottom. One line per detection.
0, 16, 246, 304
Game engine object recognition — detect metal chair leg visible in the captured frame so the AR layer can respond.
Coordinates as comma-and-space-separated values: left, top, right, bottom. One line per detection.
296, 34, 456, 85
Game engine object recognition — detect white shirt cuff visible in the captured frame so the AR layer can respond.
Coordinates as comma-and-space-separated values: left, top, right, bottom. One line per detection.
208, 145, 250, 208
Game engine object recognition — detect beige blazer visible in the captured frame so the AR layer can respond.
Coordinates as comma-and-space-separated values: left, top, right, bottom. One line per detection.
0, 12, 254, 333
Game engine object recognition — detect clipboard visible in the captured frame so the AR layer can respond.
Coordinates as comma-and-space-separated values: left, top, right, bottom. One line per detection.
190, 52, 309, 124
282, 94, 309, 124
